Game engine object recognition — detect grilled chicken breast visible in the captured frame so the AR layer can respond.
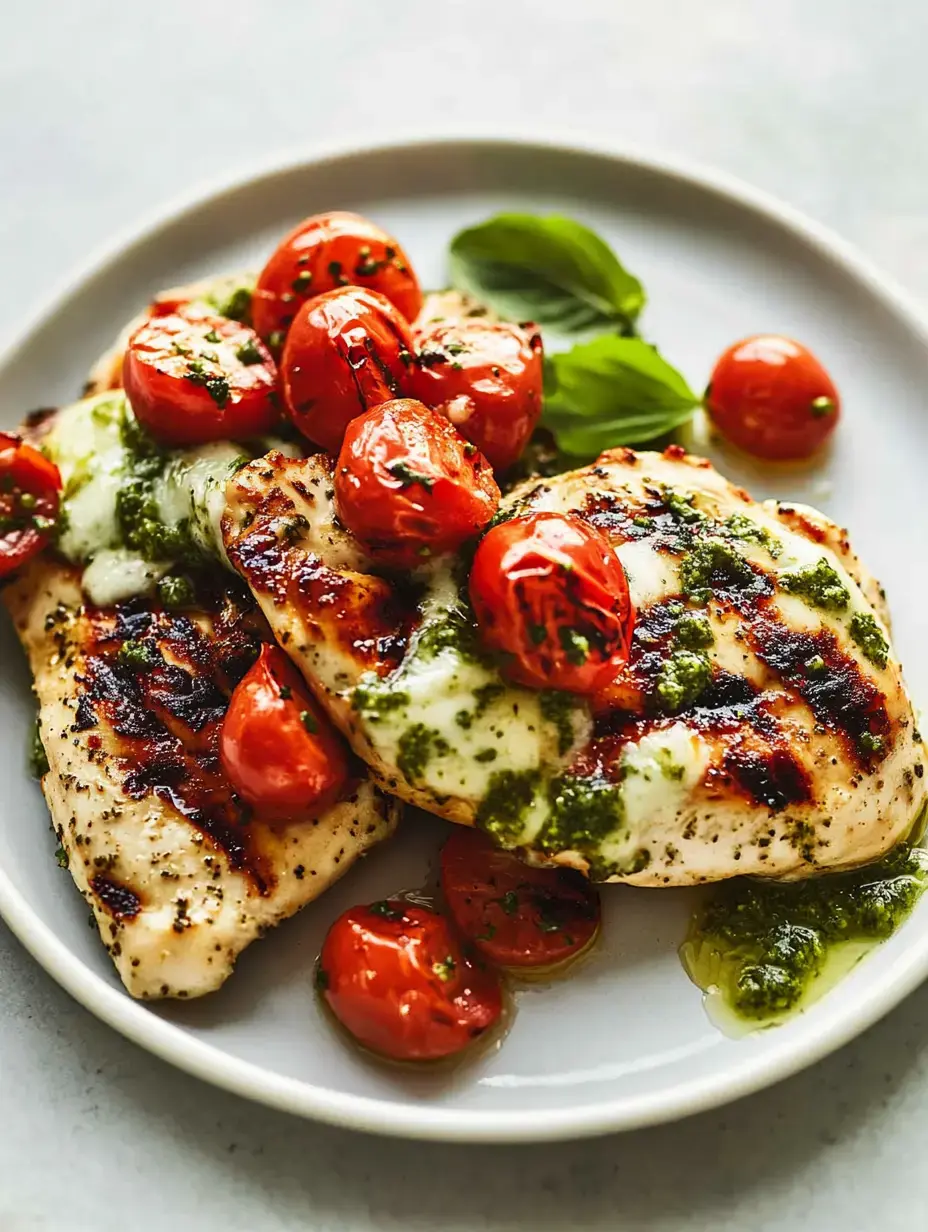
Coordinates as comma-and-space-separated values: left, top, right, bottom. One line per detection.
223, 444, 926, 887
3, 556, 396, 999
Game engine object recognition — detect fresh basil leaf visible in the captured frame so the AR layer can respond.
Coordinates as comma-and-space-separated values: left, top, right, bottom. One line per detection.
448, 214, 645, 337
543, 336, 699, 457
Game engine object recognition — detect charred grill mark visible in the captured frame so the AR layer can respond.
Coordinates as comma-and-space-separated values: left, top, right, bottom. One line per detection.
90, 875, 141, 920
748, 617, 892, 766
71, 694, 97, 732
292, 553, 412, 673
722, 743, 812, 811
75, 587, 273, 891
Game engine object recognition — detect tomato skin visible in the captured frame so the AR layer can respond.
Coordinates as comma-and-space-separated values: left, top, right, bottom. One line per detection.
220, 644, 349, 819
281, 287, 415, 454
123, 310, 279, 446
253, 211, 423, 347
334, 398, 500, 567
706, 334, 840, 461
469, 512, 635, 693
409, 320, 544, 471
0, 433, 61, 577
319, 900, 502, 1061
441, 828, 601, 968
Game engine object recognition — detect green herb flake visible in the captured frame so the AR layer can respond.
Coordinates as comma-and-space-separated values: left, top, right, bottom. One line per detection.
721, 513, 782, 558
55, 844, 69, 869
156, 574, 195, 611
558, 626, 590, 666
432, 956, 456, 982
29, 718, 49, 779
387, 461, 434, 491
235, 338, 265, 366
369, 900, 405, 921
680, 539, 756, 605
300, 709, 318, 735
674, 611, 714, 651
117, 639, 160, 672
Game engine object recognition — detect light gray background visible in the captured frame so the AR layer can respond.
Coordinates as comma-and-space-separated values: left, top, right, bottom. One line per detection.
2, 2, 927, 1229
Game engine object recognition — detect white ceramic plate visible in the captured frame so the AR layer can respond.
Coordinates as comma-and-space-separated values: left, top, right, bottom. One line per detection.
3, 135, 928, 1143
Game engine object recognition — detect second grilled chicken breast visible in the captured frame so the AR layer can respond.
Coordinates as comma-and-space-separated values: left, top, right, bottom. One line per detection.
222, 444, 926, 887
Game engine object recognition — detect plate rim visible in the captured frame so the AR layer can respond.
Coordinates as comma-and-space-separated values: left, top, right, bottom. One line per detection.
3, 129, 928, 1143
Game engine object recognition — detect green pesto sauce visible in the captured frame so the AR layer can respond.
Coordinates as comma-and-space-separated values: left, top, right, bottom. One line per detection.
396, 723, 450, 783
674, 611, 714, 651
204, 274, 256, 324
849, 611, 890, 669
476, 769, 539, 844
540, 690, 583, 756
654, 650, 711, 713
779, 557, 850, 612
352, 675, 412, 722
721, 512, 782, 557
684, 843, 928, 1022
116, 412, 200, 565
679, 539, 755, 605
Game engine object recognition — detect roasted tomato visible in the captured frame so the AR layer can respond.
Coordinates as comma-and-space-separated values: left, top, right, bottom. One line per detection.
122, 310, 279, 446
441, 828, 601, 969
220, 644, 350, 819
409, 319, 544, 471
0, 433, 61, 577
318, 900, 502, 1061
334, 398, 500, 566
253, 210, 422, 347
281, 286, 414, 453
705, 334, 840, 461
469, 512, 635, 693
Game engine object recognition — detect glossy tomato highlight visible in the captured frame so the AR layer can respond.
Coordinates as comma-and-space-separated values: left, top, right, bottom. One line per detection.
469, 512, 635, 693
253, 211, 422, 347
0, 433, 61, 578
318, 900, 502, 1061
281, 286, 415, 454
409, 319, 544, 471
334, 398, 500, 566
220, 644, 349, 819
706, 334, 840, 460
122, 310, 279, 446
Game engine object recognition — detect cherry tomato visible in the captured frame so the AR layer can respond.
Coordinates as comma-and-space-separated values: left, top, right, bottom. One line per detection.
318, 900, 502, 1061
469, 512, 635, 693
0, 433, 61, 577
705, 334, 840, 461
409, 320, 544, 471
253, 211, 422, 348
123, 310, 279, 447
441, 828, 601, 968
220, 644, 349, 819
281, 286, 415, 454
334, 398, 500, 566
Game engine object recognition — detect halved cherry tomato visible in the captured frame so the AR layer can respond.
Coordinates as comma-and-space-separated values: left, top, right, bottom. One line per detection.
705, 334, 840, 461
441, 828, 601, 968
281, 286, 414, 454
334, 398, 500, 567
123, 310, 279, 446
409, 320, 544, 471
318, 900, 502, 1061
253, 211, 422, 348
0, 433, 61, 577
469, 512, 635, 693
220, 644, 349, 819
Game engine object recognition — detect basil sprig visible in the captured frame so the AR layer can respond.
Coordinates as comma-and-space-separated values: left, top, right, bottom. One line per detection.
447, 213, 699, 460
449, 213, 645, 338
543, 338, 700, 458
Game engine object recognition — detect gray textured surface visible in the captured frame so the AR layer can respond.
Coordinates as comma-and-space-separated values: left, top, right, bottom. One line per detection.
2, 2, 928, 1228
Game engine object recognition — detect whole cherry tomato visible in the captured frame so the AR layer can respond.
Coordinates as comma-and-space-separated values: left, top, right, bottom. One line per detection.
220, 644, 350, 819
334, 398, 500, 566
440, 828, 601, 969
253, 211, 422, 348
409, 319, 544, 471
705, 334, 840, 461
318, 900, 502, 1061
281, 287, 415, 454
469, 512, 635, 693
123, 310, 279, 446
0, 433, 61, 577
